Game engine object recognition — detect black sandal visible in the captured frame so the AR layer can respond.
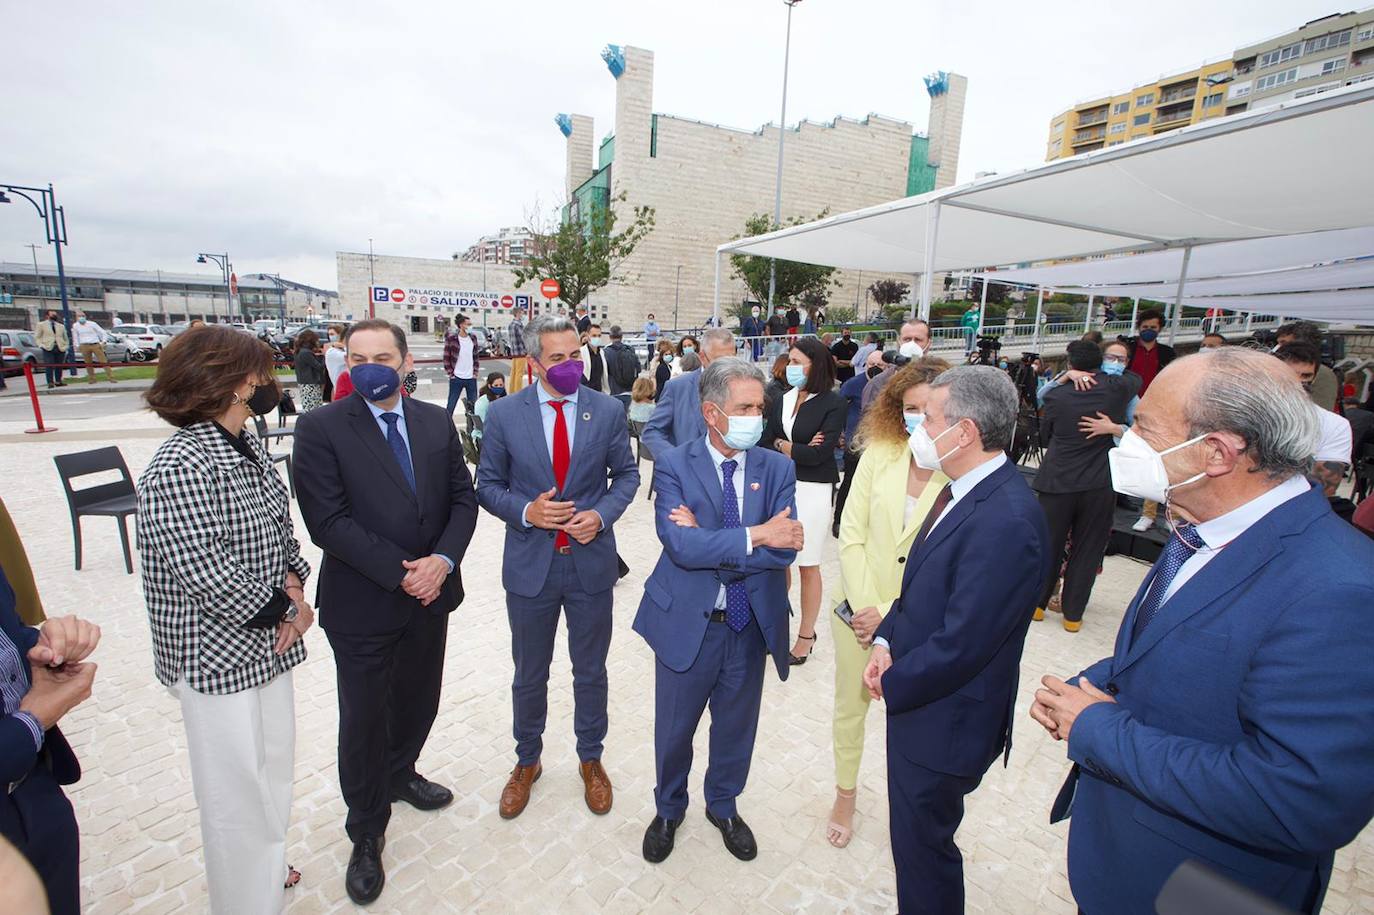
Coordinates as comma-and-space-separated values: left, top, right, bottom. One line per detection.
789, 632, 817, 666
284, 866, 302, 889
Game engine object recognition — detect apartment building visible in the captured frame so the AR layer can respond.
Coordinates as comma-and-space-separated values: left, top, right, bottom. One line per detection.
459, 226, 538, 266
1046, 7, 1374, 160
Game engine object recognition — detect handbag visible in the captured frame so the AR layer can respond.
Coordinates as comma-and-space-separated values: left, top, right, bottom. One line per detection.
278, 389, 298, 417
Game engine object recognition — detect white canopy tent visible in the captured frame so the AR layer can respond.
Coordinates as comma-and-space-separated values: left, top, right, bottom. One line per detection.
714, 83, 1374, 339
1150, 289, 1374, 323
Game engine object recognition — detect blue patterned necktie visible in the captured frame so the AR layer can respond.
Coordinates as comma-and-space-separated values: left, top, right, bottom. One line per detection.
380, 412, 416, 493
720, 460, 751, 633
1131, 523, 1206, 643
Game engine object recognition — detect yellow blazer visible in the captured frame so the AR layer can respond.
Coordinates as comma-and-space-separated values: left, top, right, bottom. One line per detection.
834, 441, 949, 617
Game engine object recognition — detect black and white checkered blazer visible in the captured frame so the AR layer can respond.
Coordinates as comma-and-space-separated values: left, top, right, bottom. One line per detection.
137, 421, 311, 695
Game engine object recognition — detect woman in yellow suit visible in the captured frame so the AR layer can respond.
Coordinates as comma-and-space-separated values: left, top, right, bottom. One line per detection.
826, 358, 950, 848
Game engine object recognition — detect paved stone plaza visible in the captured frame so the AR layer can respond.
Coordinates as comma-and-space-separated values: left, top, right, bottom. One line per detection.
2, 397, 1372, 914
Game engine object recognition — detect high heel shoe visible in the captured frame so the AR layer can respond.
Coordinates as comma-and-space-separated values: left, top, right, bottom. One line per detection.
789, 632, 817, 666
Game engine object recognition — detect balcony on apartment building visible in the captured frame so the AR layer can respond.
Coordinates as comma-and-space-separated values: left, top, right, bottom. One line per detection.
1071, 126, 1108, 145
1157, 84, 1198, 105
1152, 101, 1195, 129
1075, 107, 1110, 128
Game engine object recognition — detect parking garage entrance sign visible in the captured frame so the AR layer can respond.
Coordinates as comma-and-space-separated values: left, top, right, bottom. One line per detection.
371, 285, 531, 313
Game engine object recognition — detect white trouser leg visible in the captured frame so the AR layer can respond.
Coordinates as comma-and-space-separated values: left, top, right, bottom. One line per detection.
175, 672, 296, 915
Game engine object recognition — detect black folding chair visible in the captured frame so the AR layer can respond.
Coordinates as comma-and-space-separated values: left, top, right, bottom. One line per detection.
252, 414, 295, 498
629, 420, 655, 499
53, 446, 138, 574
460, 413, 483, 466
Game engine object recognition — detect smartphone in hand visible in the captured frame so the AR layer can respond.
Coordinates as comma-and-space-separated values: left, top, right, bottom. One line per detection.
833, 600, 854, 629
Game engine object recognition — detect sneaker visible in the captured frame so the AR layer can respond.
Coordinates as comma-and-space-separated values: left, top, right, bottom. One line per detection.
1131, 516, 1153, 533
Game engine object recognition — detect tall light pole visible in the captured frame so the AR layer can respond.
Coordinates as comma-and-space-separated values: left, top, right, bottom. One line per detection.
674, 264, 683, 330
197, 252, 232, 322
767, 0, 802, 313
1, 182, 75, 373
25, 243, 44, 311
368, 237, 376, 318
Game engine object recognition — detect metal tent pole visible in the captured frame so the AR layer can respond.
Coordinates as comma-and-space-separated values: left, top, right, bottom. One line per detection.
976, 274, 989, 335
1083, 294, 1095, 334
918, 201, 941, 321
1129, 296, 1139, 330
1031, 287, 1045, 350
1167, 246, 1192, 347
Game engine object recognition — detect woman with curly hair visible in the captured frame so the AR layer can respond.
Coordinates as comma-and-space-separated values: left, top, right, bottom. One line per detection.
824, 357, 950, 848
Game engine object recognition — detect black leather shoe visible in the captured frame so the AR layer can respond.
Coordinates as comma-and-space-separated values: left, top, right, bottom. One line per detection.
391, 775, 454, 811
642, 815, 681, 863
706, 810, 758, 861
346, 835, 386, 905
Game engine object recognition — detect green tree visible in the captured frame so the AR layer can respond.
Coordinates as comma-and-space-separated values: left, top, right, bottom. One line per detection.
825, 306, 856, 325
512, 191, 655, 306
729, 211, 837, 308
868, 279, 910, 308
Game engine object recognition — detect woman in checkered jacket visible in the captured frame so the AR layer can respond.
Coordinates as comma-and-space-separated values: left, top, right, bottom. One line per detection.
136, 325, 315, 914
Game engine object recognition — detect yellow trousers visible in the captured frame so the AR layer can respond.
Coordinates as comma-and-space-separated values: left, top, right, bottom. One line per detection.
831, 608, 877, 791
508, 356, 529, 392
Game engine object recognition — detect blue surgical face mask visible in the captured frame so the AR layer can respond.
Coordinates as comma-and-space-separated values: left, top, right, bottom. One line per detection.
716, 410, 763, 451
682, 344, 695, 353
785, 365, 807, 388
1102, 361, 1126, 376
903, 412, 925, 435
350, 362, 401, 402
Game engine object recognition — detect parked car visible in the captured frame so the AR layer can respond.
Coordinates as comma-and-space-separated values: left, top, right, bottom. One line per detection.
111, 323, 173, 358
165, 322, 192, 336
0, 329, 42, 377
102, 334, 143, 363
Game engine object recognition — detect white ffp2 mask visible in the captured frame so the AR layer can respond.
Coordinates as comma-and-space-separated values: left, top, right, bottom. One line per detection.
1108, 427, 1208, 504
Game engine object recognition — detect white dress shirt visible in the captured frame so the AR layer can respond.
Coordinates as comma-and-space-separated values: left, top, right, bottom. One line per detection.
521, 383, 601, 530
364, 396, 454, 573
72, 320, 106, 345
703, 436, 754, 609
1159, 474, 1309, 605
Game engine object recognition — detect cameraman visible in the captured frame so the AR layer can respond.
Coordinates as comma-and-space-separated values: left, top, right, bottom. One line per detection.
862, 320, 929, 410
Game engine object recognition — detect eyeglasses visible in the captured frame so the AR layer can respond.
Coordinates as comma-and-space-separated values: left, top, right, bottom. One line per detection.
1104, 354, 1128, 364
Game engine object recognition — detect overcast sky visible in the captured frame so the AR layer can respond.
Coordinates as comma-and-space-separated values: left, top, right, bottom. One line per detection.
1, 0, 1344, 289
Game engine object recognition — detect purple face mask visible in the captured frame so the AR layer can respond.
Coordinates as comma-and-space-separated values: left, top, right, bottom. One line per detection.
543, 359, 584, 396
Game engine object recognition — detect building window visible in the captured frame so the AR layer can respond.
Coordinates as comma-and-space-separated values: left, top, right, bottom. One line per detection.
1107, 140, 1123, 147
1258, 42, 1302, 69
1112, 101, 1129, 115
1255, 67, 1299, 92
1202, 92, 1224, 107
1295, 81, 1342, 99
1133, 113, 1151, 126
1319, 57, 1347, 75
1052, 118, 1065, 131
1109, 123, 1126, 134
1358, 27, 1373, 42
1135, 92, 1154, 106
1304, 29, 1351, 55
650, 113, 658, 158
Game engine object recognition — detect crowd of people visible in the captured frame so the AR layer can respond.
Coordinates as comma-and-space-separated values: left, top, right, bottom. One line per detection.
2, 306, 1373, 915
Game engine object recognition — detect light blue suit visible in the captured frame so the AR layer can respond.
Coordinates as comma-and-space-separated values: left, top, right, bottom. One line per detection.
1055, 485, 1374, 914
640, 369, 705, 459
633, 437, 796, 819
477, 381, 640, 764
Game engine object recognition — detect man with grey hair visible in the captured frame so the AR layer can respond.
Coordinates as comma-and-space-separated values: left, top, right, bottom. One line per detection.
1032, 348, 1374, 915
641, 327, 737, 457
862, 319, 931, 410
635, 357, 803, 864
477, 313, 640, 821
862, 364, 1049, 914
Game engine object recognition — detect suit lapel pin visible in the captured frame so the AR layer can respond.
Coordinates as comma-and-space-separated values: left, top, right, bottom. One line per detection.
750, 482, 760, 491
582, 411, 591, 422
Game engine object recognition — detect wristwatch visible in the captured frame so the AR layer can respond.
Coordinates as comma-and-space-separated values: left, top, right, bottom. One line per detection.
282, 603, 299, 624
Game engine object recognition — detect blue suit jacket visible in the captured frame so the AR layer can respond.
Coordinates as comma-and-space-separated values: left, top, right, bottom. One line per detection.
476, 383, 640, 598
633, 439, 797, 679
874, 458, 1050, 778
640, 370, 705, 459
1057, 486, 1374, 915
0, 568, 79, 788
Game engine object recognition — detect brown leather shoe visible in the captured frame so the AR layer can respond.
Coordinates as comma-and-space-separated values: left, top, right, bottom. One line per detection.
499, 762, 541, 820
580, 759, 613, 815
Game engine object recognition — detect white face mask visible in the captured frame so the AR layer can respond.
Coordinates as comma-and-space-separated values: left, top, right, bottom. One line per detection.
1108, 427, 1209, 504
909, 421, 962, 472
899, 340, 924, 361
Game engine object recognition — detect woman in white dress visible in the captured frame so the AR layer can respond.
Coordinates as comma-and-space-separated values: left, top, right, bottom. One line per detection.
763, 336, 847, 664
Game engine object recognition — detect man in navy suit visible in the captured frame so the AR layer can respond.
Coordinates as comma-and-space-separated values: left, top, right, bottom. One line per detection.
1032, 349, 1374, 915
640, 327, 736, 457
634, 357, 803, 863
477, 314, 640, 821
863, 365, 1050, 915
0, 567, 101, 915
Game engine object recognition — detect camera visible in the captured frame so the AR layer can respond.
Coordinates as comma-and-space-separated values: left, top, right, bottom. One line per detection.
881, 348, 910, 367
968, 334, 1003, 367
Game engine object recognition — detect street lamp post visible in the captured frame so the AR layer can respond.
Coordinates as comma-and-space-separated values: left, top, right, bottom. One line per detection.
368, 237, 376, 319
25, 243, 44, 311
196, 252, 233, 322
674, 264, 683, 330
766, 0, 803, 314
1, 182, 76, 374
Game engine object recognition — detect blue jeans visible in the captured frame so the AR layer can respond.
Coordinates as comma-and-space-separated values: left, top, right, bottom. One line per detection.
446, 376, 477, 416
964, 326, 976, 354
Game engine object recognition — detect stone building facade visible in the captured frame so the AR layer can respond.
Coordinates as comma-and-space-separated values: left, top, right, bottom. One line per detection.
561, 45, 966, 328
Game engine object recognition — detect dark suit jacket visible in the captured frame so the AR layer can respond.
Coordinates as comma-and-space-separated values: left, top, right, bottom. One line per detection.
875, 459, 1050, 778
1034, 371, 1138, 493
1057, 485, 1374, 915
293, 393, 479, 635
0, 568, 79, 788
763, 388, 846, 484
633, 439, 797, 678
640, 370, 705, 458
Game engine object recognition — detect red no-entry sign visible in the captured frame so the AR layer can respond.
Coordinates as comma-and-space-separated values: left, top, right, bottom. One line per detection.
540, 278, 561, 300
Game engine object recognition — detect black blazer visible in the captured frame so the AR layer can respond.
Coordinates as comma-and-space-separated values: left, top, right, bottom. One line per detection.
1034, 372, 1138, 494
763, 387, 847, 484
293, 393, 479, 635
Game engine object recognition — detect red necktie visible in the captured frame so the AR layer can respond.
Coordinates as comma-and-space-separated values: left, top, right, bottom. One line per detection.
550, 400, 570, 549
